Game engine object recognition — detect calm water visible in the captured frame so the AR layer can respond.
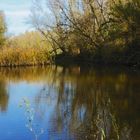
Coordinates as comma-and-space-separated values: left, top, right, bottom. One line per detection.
0, 65, 139, 140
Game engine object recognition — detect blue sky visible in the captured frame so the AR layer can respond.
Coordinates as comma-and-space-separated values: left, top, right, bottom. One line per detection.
0, 0, 33, 35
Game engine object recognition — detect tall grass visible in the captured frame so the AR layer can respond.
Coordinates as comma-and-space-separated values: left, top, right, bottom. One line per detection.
0, 46, 50, 66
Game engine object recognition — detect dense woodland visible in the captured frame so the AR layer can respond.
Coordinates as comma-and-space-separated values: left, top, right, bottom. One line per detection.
0, 0, 140, 66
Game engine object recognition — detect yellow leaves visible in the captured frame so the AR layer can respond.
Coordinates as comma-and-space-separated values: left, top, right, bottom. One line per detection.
114, 38, 126, 47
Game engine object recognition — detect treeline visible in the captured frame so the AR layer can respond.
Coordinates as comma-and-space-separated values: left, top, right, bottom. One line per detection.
31, 0, 140, 66
0, 11, 52, 66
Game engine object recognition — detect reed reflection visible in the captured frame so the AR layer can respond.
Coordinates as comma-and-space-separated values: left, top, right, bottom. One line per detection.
0, 80, 9, 112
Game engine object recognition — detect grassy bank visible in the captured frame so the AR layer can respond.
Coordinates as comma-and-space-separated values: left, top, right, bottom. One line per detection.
0, 47, 139, 67
0, 46, 51, 67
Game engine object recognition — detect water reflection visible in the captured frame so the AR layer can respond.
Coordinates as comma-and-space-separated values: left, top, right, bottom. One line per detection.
0, 80, 9, 112
0, 66, 139, 139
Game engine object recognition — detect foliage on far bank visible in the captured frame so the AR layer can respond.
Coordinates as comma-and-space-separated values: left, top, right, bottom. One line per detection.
0, 31, 52, 66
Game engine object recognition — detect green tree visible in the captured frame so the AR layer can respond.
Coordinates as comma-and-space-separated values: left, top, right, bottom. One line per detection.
0, 11, 6, 47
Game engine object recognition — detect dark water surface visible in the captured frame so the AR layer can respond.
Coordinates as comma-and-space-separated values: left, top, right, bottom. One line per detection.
0, 66, 139, 140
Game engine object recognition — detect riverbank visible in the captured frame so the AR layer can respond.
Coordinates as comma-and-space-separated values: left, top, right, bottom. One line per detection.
0, 46, 140, 68
55, 53, 140, 68
0, 53, 139, 69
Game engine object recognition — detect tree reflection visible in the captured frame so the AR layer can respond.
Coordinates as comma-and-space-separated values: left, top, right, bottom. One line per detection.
43, 66, 139, 140
0, 80, 9, 112
54, 75, 133, 139
0, 66, 139, 139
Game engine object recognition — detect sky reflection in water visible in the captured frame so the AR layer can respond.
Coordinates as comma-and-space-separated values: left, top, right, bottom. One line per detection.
0, 66, 139, 140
